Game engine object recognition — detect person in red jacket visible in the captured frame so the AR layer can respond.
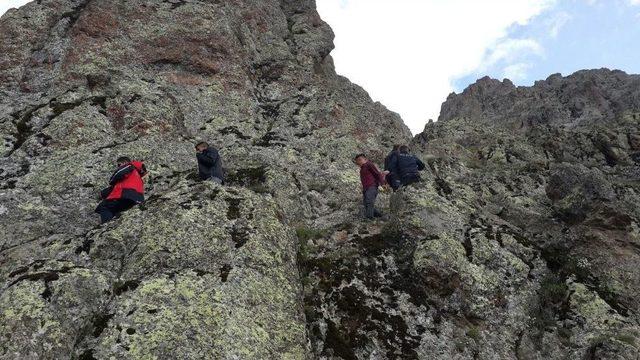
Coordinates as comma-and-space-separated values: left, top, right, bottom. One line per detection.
354, 153, 386, 220
95, 156, 148, 224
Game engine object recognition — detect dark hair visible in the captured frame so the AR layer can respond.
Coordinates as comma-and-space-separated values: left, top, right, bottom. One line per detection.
392, 145, 401, 151
117, 156, 131, 163
354, 153, 367, 161
195, 141, 209, 149
399, 145, 410, 154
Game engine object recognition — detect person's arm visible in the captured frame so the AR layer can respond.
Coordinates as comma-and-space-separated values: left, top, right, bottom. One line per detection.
416, 157, 426, 171
109, 165, 135, 185
197, 149, 218, 166
369, 163, 386, 185
100, 186, 114, 200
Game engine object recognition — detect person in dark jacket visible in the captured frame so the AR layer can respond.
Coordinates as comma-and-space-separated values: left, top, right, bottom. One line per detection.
355, 154, 385, 220
388, 145, 426, 186
383, 145, 401, 191
195, 141, 224, 184
95, 156, 148, 224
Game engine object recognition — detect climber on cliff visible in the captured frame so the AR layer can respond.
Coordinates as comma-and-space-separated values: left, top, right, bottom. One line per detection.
354, 154, 385, 220
388, 145, 426, 187
384, 145, 402, 191
95, 156, 148, 224
195, 141, 224, 184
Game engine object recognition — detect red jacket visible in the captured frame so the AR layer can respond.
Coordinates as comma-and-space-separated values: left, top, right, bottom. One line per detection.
360, 161, 385, 190
105, 161, 147, 203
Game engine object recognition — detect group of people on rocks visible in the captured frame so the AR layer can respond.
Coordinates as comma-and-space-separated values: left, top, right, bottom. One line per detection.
95, 142, 224, 224
94, 141, 424, 224
355, 145, 425, 220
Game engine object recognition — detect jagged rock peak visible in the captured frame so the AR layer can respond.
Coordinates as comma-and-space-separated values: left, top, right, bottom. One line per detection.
439, 68, 640, 128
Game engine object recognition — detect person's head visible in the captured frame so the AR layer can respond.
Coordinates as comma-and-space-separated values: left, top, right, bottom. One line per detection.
392, 145, 400, 152
195, 141, 209, 153
354, 153, 367, 166
399, 145, 410, 154
116, 156, 131, 167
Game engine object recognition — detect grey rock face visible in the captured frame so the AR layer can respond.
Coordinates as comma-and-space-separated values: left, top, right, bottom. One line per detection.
0, 1, 409, 359
1, 1, 639, 359
301, 70, 640, 359
406, 69, 640, 358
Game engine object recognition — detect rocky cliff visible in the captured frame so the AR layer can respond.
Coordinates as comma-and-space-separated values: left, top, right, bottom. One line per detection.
0, 1, 409, 358
1, 1, 639, 359
301, 69, 640, 359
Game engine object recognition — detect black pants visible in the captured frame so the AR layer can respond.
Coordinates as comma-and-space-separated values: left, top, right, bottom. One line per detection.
386, 173, 401, 191
401, 175, 421, 187
95, 199, 137, 224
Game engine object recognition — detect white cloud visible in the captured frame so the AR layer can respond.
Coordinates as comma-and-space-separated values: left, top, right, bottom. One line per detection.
483, 38, 544, 69
317, 0, 556, 134
0, 0, 31, 17
473, 38, 545, 83
548, 11, 572, 38
503, 63, 533, 81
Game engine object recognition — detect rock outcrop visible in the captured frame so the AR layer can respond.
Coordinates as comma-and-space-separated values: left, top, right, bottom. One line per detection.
0, 1, 409, 358
301, 70, 640, 359
1, 1, 639, 359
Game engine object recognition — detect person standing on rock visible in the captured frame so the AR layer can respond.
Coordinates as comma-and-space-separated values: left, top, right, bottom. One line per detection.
195, 141, 224, 184
354, 154, 385, 220
95, 156, 148, 224
388, 145, 426, 187
384, 145, 401, 191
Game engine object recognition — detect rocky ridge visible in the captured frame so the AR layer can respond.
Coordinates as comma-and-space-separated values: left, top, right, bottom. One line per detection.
1, 1, 640, 359
0, 0, 409, 358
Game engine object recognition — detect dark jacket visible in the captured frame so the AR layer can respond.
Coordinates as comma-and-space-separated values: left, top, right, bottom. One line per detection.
389, 152, 426, 185
102, 161, 147, 203
384, 151, 398, 171
360, 161, 385, 190
197, 147, 224, 181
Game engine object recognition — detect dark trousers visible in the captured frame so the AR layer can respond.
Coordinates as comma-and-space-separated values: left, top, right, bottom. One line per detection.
363, 187, 382, 219
386, 173, 401, 191
401, 175, 421, 187
95, 199, 137, 224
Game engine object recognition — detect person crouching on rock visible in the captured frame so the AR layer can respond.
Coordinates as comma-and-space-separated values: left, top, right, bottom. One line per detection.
95, 156, 148, 224
388, 145, 426, 187
195, 141, 224, 185
354, 153, 385, 220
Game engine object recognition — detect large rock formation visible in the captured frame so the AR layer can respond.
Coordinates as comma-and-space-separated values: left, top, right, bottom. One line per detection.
0, 1, 409, 358
1, 1, 639, 359
301, 69, 640, 359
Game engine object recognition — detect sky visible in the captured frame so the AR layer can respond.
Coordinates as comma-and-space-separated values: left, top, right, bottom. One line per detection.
2, 1, 640, 133
317, 0, 640, 133
0, 0, 30, 16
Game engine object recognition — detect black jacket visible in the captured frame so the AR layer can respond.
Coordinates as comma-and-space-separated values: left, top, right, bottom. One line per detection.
384, 151, 398, 171
197, 147, 224, 181
389, 152, 426, 184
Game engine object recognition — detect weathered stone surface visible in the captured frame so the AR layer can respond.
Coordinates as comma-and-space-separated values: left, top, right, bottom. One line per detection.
2, 1, 639, 359
301, 70, 640, 359
0, 0, 409, 358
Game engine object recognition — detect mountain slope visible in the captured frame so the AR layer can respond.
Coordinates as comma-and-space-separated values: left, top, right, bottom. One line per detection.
0, 1, 409, 358
1, 1, 639, 359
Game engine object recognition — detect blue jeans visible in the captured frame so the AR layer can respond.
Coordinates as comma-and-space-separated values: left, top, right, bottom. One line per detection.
363, 187, 382, 219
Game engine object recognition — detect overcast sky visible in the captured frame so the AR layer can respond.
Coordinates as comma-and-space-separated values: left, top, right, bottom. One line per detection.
0, 0, 30, 16
2, 1, 640, 133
